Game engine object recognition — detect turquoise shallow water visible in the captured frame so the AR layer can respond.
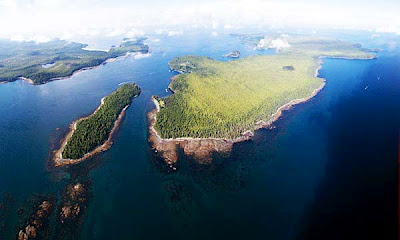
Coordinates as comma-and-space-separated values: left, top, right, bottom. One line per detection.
0, 31, 399, 239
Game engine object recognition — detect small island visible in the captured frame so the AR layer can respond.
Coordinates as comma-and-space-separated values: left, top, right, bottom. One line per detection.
223, 50, 241, 58
0, 38, 148, 85
149, 34, 376, 163
54, 83, 141, 166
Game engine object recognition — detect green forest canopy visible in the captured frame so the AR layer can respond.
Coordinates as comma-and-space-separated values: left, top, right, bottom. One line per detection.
63, 83, 141, 159
0, 38, 148, 84
155, 36, 375, 139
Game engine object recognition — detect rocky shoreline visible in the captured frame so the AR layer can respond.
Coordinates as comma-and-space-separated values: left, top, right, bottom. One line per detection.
148, 59, 328, 165
148, 107, 246, 166
53, 97, 132, 167
19, 77, 34, 84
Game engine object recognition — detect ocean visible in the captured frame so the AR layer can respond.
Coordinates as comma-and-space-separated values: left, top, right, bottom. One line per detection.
0, 30, 398, 239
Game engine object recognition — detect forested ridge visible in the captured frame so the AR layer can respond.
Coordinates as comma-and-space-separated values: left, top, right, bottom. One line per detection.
63, 83, 140, 159
155, 36, 375, 139
0, 38, 148, 84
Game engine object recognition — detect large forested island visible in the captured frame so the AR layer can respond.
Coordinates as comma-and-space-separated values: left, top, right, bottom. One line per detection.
153, 35, 376, 143
0, 38, 148, 84
54, 83, 140, 166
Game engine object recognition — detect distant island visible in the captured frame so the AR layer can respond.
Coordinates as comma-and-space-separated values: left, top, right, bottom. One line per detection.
149, 34, 376, 163
0, 38, 148, 85
223, 50, 241, 58
54, 83, 141, 166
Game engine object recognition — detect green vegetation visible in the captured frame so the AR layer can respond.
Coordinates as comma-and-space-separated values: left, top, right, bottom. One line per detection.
153, 95, 166, 108
0, 38, 148, 84
282, 36, 376, 59
232, 33, 377, 59
63, 83, 140, 159
155, 35, 375, 139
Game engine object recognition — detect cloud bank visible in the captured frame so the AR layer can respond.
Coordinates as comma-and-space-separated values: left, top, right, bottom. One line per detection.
0, 0, 398, 42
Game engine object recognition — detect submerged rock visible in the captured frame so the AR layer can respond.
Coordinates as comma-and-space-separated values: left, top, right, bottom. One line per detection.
36, 201, 51, 218
59, 183, 87, 224
16, 200, 53, 240
67, 183, 85, 202
18, 225, 37, 240
60, 204, 80, 223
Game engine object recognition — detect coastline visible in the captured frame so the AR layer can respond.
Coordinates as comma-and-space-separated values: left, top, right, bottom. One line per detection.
47, 52, 144, 82
19, 77, 34, 85
148, 58, 327, 164
319, 55, 377, 60
53, 97, 131, 167
1, 50, 148, 86
0, 54, 375, 86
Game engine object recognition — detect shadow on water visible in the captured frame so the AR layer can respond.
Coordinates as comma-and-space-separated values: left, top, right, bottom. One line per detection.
297, 57, 400, 240
146, 124, 280, 240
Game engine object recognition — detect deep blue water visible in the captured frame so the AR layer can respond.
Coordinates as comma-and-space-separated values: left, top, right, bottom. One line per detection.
0, 31, 398, 240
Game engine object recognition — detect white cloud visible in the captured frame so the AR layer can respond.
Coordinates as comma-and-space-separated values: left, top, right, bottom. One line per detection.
126, 29, 145, 38
10, 35, 52, 43
155, 29, 165, 35
257, 37, 290, 50
211, 31, 218, 37
224, 24, 233, 29
212, 21, 218, 29
256, 37, 271, 49
132, 52, 152, 59
375, 25, 400, 35
10, 35, 26, 42
0, 0, 16, 8
167, 30, 183, 36
82, 46, 109, 52
106, 28, 125, 37
0, 0, 399, 41
269, 38, 290, 50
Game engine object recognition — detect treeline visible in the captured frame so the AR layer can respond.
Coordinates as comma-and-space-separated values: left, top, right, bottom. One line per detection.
155, 55, 323, 139
155, 95, 286, 139
156, 38, 375, 140
0, 39, 149, 84
62, 83, 140, 159
169, 56, 215, 76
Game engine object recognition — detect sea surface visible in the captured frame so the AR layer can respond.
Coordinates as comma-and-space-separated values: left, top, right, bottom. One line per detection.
0, 30, 398, 240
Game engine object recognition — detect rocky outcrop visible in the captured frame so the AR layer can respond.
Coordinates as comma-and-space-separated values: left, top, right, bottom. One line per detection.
59, 183, 87, 224
18, 225, 36, 240
17, 200, 53, 240
148, 106, 253, 166
223, 50, 241, 58
60, 204, 80, 223
148, 61, 327, 166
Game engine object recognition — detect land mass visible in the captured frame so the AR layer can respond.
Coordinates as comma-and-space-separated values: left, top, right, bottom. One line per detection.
54, 83, 141, 166
223, 50, 241, 58
149, 34, 376, 164
0, 38, 148, 85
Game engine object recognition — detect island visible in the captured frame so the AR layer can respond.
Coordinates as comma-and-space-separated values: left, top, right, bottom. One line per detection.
0, 38, 148, 85
149, 34, 376, 164
223, 50, 241, 58
53, 83, 141, 166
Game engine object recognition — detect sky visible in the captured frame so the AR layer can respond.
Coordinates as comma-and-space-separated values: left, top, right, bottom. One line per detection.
0, 0, 399, 42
